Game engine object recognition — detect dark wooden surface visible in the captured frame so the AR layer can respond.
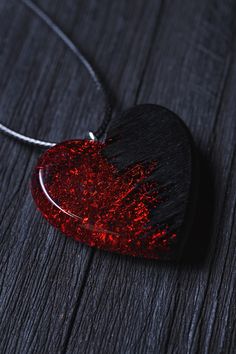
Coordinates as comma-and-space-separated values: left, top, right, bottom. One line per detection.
0, 0, 235, 353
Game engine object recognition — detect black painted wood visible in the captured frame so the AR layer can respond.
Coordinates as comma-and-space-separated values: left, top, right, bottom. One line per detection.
0, 0, 235, 353
105, 104, 197, 259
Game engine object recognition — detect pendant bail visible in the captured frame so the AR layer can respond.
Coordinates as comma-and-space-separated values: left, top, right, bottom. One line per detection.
88, 132, 97, 141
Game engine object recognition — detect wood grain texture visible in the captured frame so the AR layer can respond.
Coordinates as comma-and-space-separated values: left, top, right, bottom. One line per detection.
0, 0, 235, 353
105, 104, 197, 259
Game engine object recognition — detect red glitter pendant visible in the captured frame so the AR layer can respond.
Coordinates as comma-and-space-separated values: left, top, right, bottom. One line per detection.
31, 105, 197, 260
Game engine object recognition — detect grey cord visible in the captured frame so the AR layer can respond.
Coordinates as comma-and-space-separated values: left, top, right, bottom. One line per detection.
0, 0, 112, 148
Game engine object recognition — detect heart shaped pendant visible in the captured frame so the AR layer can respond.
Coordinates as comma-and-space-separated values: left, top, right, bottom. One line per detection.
31, 104, 197, 260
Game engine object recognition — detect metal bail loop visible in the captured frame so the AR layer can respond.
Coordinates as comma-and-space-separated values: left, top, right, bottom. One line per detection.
88, 132, 97, 141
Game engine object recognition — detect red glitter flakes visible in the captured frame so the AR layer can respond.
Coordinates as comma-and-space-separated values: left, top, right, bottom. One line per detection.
31, 140, 176, 259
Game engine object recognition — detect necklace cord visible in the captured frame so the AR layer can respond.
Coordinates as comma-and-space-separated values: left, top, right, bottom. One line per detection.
0, 0, 112, 147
